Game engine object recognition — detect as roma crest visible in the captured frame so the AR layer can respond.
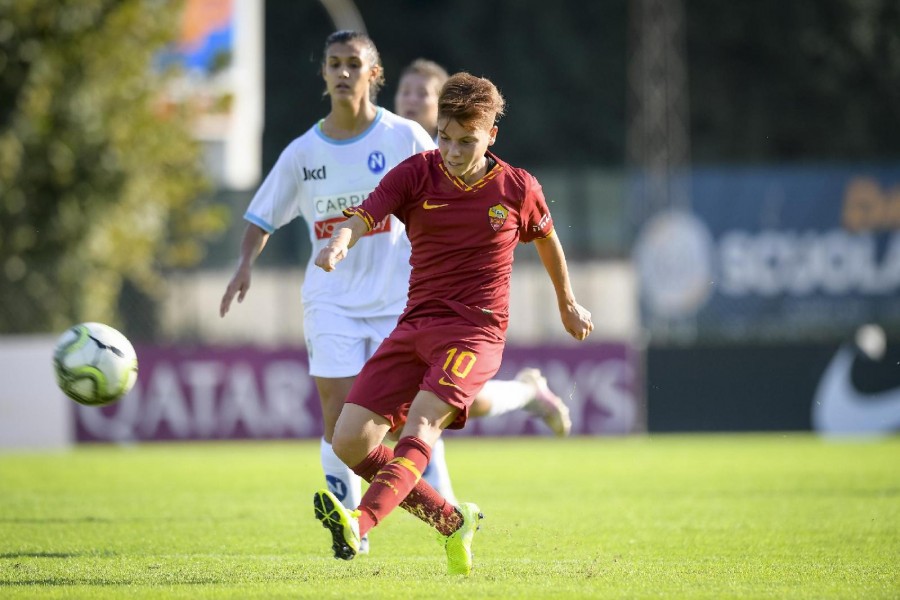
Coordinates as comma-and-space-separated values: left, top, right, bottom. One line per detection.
488, 203, 509, 232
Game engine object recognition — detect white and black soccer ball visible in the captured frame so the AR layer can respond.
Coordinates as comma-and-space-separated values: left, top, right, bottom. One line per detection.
53, 322, 138, 406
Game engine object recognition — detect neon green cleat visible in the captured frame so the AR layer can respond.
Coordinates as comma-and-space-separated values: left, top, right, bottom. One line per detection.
313, 489, 360, 560
443, 502, 484, 575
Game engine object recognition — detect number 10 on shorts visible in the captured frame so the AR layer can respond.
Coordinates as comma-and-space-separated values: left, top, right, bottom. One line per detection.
443, 347, 476, 379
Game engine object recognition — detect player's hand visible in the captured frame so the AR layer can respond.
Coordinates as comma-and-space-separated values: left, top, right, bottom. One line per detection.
315, 243, 348, 272
560, 301, 593, 341
220, 263, 252, 317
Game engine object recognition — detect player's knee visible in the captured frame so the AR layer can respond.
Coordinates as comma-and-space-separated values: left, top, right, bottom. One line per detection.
468, 395, 490, 418
330, 434, 362, 466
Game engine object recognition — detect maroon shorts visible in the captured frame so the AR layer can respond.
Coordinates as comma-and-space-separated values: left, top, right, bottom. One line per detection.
345, 314, 505, 431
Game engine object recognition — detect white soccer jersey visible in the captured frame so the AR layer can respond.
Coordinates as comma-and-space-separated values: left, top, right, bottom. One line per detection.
245, 108, 435, 318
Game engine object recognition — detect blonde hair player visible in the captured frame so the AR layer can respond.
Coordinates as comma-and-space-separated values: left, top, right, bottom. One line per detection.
394, 58, 573, 503
313, 72, 593, 574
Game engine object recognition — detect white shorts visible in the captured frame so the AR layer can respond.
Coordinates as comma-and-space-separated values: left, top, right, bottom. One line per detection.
303, 308, 400, 378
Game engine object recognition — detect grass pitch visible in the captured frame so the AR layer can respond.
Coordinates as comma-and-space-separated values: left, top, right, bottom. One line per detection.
0, 434, 897, 599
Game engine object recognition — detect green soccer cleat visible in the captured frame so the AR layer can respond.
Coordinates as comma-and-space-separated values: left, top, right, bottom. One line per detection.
443, 502, 484, 575
313, 489, 360, 560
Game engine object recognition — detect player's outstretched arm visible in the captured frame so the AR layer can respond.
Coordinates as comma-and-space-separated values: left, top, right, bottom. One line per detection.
220, 224, 269, 317
533, 231, 594, 341
315, 215, 370, 272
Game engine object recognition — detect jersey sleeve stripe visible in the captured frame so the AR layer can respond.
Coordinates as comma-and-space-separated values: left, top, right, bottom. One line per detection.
244, 212, 275, 234
343, 206, 376, 231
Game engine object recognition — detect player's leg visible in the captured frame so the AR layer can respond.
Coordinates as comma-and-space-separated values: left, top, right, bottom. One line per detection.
305, 309, 371, 551
382, 428, 458, 505
515, 367, 572, 436
469, 377, 534, 417
315, 378, 362, 496
313, 375, 369, 553
350, 390, 459, 535
421, 437, 457, 504
315, 324, 430, 560
315, 399, 466, 563
415, 380, 569, 525
358, 326, 498, 574
470, 369, 572, 436
409, 324, 503, 574
331, 325, 464, 536
323, 396, 481, 573
328, 396, 481, 574
398, 392, 482, 575
421, 379, 545, 498
318, 321, 494, 574
315, 402, 392, 560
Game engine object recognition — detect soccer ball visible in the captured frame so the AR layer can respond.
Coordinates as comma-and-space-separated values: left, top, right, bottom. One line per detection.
53, 322, 138, 406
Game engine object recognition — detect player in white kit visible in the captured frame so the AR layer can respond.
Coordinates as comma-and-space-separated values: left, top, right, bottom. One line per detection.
220, 32, 569, 553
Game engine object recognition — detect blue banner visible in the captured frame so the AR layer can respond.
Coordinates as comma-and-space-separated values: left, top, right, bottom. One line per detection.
634, 165, 900, 343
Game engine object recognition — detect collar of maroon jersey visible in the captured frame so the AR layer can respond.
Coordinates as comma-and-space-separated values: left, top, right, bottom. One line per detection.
437, 151, 504, 192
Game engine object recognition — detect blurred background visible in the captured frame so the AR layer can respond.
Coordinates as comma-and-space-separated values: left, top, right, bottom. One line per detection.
2, 0, 899, 447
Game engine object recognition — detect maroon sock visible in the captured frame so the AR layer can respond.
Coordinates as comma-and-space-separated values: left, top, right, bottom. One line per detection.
350, 437, 461, 537
350, 444, 393, 534
352, 443, 393, 483
401, 483, 462, 537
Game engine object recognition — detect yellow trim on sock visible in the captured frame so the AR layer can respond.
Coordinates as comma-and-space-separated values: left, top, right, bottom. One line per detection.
388, 456, 422, 480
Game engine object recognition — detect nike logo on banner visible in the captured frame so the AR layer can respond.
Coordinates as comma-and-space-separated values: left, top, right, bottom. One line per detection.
812, 345, 900, 436
423, 199, 449, 210
438, 377, 460, 389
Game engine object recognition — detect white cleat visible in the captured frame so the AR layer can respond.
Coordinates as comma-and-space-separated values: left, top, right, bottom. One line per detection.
517, 368, 572, 436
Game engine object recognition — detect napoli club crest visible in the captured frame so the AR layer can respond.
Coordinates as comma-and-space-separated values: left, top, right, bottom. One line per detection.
368, 151, 386, 173
488, 203, 509, 231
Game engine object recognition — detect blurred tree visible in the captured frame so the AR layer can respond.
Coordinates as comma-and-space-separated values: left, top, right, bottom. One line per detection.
0, 0, 228, 335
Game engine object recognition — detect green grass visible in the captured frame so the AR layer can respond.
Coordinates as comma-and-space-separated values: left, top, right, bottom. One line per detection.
0, 435, 897, 598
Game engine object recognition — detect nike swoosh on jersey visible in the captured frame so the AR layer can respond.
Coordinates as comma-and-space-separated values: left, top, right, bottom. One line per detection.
423, 199, 449, 209
438, 376, 460, 389
812, 345, 900, 435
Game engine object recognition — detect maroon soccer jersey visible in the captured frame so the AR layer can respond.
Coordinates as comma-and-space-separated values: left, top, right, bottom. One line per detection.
344, 149, 553, 330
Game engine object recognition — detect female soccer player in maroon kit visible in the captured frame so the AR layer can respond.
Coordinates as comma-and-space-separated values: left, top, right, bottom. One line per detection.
313, 72, 594, 575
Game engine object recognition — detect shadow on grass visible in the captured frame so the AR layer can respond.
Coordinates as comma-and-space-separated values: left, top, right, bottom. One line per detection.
707, 487, 900, 499
0, 517, 113, 524
0, 552, 82, 559
0, 550, 116, 559
0, 515, 232, 524
0, 580, 224, 587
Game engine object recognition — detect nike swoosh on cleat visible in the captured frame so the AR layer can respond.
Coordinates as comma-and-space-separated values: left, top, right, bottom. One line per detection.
812, 344, 900, 436
438, 377, 460, 389
423, 199, 449, 209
